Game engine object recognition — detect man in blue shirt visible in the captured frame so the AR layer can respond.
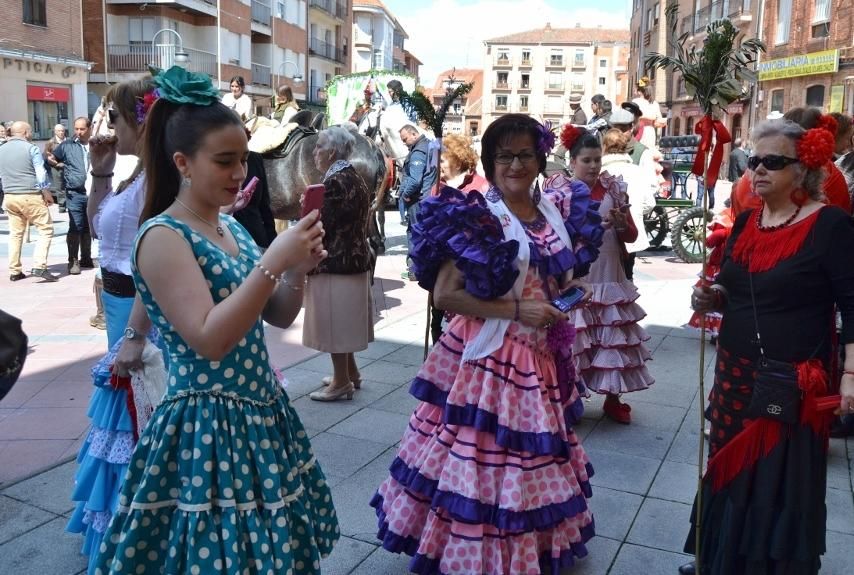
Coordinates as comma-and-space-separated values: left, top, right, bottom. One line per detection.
399, 124, 437, 281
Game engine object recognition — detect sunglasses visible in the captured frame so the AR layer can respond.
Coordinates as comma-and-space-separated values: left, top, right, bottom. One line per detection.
107, 108, 118, 125
747, 154, 800, 171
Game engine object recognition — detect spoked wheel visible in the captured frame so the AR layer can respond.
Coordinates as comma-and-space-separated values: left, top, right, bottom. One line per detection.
644, 206, 669, 248
671, 206, 711, 264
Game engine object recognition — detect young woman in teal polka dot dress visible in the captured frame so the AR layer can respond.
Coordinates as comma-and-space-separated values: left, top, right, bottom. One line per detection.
92, 66, 339, 574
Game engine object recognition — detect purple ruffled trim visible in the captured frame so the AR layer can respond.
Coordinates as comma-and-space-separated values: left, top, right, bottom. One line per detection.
372, 490, 596, 575
387, 457, 592, 531
528, 242, 577, 279
410, 187, 519, 298
545, 177, 604, 278
409, 377, 586, 457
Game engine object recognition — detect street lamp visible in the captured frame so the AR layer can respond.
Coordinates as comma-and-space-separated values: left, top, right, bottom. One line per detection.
277, 60, 303, 84
150, 28, 190, 67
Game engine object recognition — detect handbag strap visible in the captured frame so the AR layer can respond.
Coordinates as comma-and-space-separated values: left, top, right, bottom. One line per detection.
748, 268, 824, 361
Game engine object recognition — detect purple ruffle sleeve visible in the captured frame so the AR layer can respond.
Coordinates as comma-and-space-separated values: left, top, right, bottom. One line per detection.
410, 186, 520, 299
542, 173, 604, 278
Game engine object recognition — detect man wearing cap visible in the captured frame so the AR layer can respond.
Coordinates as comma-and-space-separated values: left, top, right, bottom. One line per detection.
568, 93, 587, 126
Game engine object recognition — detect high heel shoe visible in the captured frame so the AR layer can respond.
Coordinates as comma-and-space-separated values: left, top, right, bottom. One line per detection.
321, 375, 362, 389
310, 381, 355, 402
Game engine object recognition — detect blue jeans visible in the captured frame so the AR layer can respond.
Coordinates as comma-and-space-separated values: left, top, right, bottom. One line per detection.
405, 200, 421, 271
65, 189, 89, 234
695, 181, 715, 210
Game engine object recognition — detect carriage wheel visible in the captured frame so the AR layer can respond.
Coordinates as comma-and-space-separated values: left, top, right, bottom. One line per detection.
644, 206, 668, 248
671, 206, 711, 264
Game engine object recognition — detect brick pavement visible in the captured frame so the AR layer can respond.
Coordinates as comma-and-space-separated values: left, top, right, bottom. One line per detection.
0, 209, 851, 574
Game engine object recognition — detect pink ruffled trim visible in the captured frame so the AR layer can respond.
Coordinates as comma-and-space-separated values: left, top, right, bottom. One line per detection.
579, 364, 655, 394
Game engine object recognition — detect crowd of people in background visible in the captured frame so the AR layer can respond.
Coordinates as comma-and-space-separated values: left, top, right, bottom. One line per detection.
2, 67, 854, 575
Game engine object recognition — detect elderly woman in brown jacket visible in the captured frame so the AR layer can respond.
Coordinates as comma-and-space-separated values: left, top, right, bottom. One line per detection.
306, 125, 375, 401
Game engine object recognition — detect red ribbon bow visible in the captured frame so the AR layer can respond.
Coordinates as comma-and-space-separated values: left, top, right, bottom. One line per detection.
691, 115, 732, 191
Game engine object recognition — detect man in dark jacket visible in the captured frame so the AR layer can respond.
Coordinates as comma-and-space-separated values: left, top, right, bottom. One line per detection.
728, 138, 748, 182
52, 117, 93, 274
399, 123, 437, 280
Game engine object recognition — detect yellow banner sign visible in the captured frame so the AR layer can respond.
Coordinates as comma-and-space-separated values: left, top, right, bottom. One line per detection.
830, 85, 844, 113
758, 49, 839, 82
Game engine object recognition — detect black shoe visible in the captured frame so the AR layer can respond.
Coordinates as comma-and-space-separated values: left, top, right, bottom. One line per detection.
678, 561, 696, 575
9, 272, 25, 281
79, 258, 95, 269
30, 268, 58, 282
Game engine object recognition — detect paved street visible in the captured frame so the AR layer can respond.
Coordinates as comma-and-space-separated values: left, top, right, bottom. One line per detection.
0, 208, 852, 574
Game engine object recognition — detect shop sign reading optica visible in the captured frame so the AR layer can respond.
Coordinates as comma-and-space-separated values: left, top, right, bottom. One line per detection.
758, 49, 839, 82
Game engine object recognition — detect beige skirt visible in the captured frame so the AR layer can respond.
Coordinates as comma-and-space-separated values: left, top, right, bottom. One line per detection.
302, 271, 375, 353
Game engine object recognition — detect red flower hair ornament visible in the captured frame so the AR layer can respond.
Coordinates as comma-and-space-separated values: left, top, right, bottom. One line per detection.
796, 114, 836, 170
560, 124, 584, 152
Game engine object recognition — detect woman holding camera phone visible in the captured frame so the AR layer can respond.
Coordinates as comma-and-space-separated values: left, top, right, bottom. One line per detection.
562, 126, 655, 425
371, 114, 604, 574
678, 118, 854, 575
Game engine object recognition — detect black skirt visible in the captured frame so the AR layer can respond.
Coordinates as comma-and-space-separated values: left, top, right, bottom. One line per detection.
684, 347, 828, 575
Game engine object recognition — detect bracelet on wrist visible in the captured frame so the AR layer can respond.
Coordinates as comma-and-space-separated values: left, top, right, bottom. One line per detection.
90, 171, 114, 178
255, 263, 282, 285
281, 272, 306, 292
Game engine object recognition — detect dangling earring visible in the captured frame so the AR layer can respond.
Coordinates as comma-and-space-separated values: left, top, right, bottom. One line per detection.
532, 180, 542, 205
181, 176, 192, 189
790, 188, 807, 206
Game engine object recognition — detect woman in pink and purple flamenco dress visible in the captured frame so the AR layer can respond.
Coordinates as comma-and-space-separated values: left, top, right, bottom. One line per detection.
370, 114, 604, 574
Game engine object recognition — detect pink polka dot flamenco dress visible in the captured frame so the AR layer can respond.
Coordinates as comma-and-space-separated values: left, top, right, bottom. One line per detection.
371, 175, 605, 575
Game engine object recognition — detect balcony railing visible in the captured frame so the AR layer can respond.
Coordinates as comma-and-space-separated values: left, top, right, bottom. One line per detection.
251, 62, 271, 86
310, 37, 343, 63
107, 44, 217, 77
495, 102, 508, 111
494, 81, 510, 90
549, 57, 565, 68
495, 56, 512, 67
310, 0, 346, 19
251, 0, 271, 25
546, 83, 564, 91
335, 1, 347, 18
520, 58, 532, 67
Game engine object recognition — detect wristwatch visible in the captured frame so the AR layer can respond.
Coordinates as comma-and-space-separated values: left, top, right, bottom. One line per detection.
124, 327, 141, 341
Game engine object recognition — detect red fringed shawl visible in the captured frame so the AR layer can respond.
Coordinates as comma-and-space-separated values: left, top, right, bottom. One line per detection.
730, 207, 822, 273
705, 360, 831, 493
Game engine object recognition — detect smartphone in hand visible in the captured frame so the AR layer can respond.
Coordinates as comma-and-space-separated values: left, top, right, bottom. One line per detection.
302, 184, 326, 218
551, 286, 585, 312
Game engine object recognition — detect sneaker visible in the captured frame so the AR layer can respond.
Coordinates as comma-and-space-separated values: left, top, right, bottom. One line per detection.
89, 313, 106, 330
30, 268, 58, 282
68, 260, 81, 275
9, 272, 25, 281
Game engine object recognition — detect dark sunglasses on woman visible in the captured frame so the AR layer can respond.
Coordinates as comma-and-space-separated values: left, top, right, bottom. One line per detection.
747, 154, 800, 171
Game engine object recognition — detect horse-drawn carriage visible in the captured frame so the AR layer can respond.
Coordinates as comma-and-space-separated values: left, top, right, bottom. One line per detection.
644, 135, 711, 264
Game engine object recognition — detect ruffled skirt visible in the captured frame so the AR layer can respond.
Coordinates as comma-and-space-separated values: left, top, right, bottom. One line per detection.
67, 292, 136, 574
371, 316, 595, 575
684, 348, 829, 575
91, 388, 339, 574
572, 279, 654, 395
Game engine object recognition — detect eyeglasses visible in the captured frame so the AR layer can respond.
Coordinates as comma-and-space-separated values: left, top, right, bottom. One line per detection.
747, 154, 800, 171
494, 151, 538, 165
107, 108, 118, 125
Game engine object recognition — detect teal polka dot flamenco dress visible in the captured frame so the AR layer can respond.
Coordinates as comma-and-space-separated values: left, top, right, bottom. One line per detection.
93, 214, 340, 574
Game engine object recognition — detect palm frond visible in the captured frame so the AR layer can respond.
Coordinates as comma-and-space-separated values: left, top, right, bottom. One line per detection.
397, 71, 474, 138
434, 81, 473, 138
644, 5, 765, 115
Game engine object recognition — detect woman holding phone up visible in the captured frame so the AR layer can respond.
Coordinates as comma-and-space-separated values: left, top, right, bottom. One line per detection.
563, 126, 655, 424
305, 125, 375, 401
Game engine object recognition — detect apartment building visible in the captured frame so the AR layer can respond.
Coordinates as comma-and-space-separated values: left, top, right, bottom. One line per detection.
481, 24, 630, 130
0, 0, 91, 141
427, 69, 483, 136
756, 0, 854, 120
306, 0, 351, 107
352, 0, 419, 83
83, 0, 310, 116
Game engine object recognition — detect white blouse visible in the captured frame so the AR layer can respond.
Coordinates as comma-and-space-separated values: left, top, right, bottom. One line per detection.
221, 93, 253, 121
93, 172, 146, 276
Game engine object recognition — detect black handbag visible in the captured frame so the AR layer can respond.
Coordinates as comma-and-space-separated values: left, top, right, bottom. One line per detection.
744, 272, 805, 425
0, 308, 28, 401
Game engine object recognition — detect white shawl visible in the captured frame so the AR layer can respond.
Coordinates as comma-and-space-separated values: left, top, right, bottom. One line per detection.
461, 187, 573, 362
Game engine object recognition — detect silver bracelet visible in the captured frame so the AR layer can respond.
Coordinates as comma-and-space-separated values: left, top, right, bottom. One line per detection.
281, 272, 306, 291
255, 263, 282, 284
